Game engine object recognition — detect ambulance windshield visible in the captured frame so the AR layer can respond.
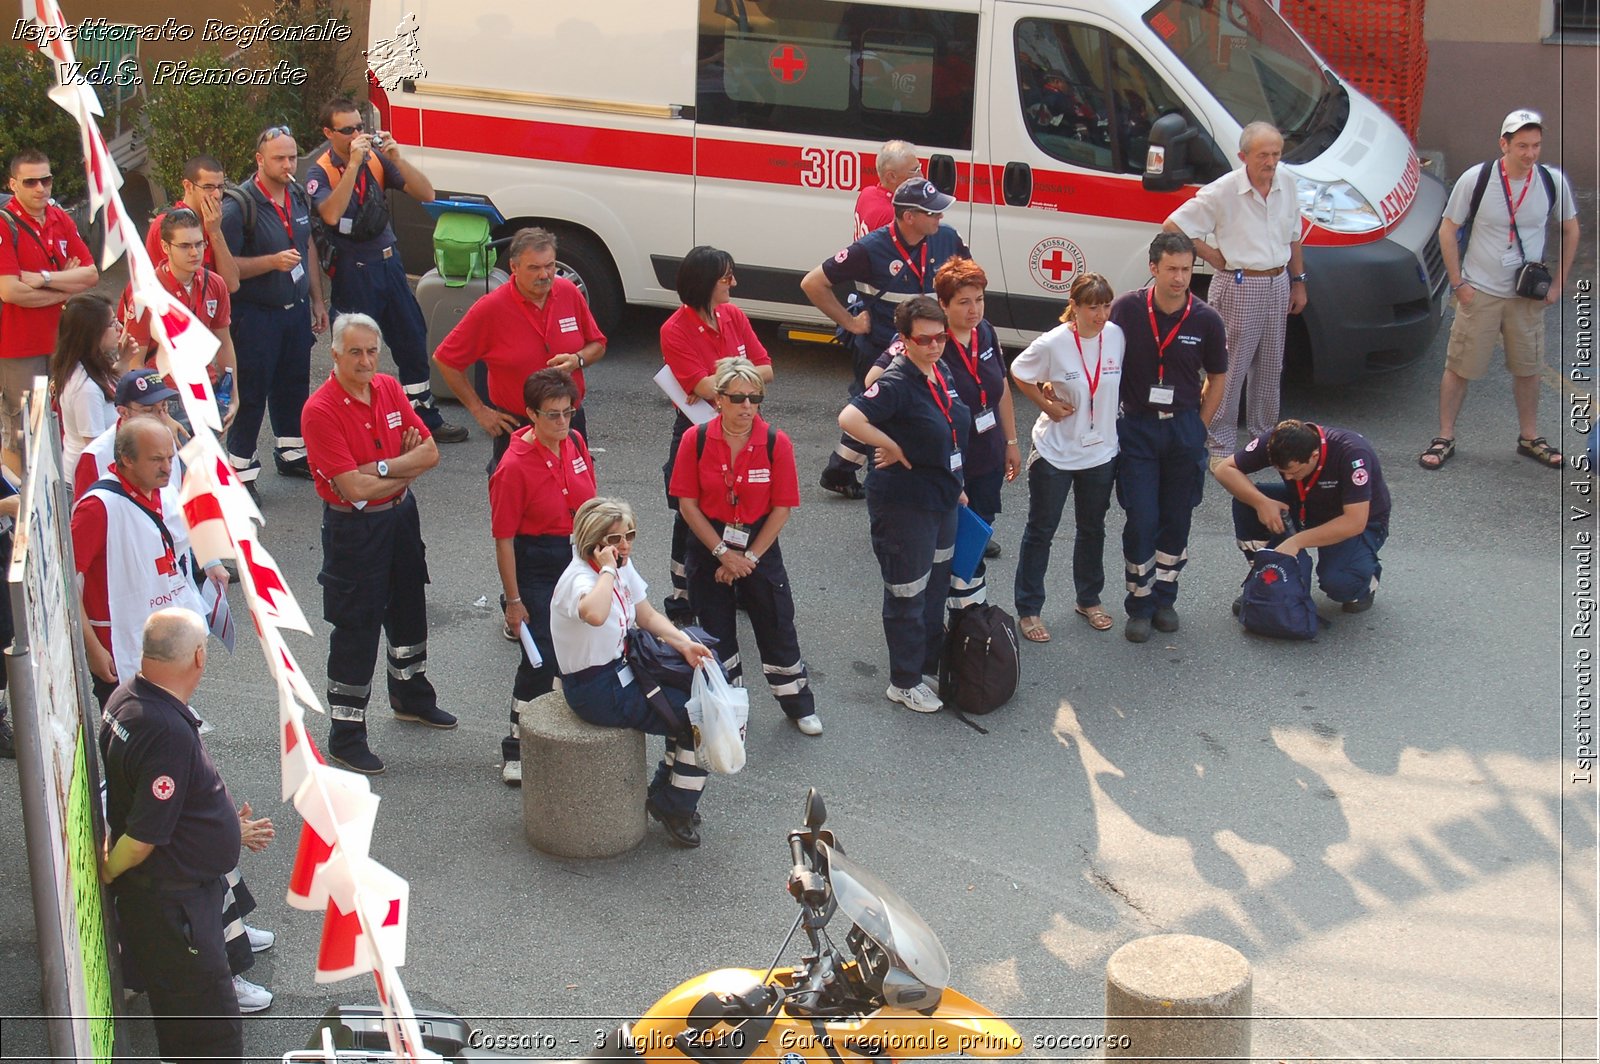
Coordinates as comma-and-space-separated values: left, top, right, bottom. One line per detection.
1143, 0, 1348, 160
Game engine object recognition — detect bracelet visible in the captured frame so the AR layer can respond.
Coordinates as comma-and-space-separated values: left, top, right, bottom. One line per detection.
1451, 280, 1468, 291
507, 597, 522, 604
1006, 439, 1018, 445
600, 565, 617, 577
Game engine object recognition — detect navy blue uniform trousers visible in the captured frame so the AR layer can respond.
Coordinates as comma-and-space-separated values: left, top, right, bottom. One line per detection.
868, 499, 957, 689
561, 663, 707, 817
1115, 410, 1206, 619
1232, 481, 1386, 603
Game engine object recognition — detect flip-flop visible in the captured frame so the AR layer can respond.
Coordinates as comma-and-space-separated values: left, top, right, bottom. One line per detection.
1018, 616, 1051, 643
1075, 604, 1114, 631
1517, 436, 1562, 468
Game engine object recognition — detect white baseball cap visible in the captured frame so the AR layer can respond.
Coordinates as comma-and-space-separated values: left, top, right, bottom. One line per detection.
1500, 109, 1542, 137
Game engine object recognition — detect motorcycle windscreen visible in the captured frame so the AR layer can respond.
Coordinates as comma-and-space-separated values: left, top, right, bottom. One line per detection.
819, 842, 950, 993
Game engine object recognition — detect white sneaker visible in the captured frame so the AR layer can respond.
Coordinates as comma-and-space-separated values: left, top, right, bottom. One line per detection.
244, 923, 275, 953
502, 759, 522, 786
886, 683, 942, 714
794, 714, 823, 736
232, 974, 273, 1012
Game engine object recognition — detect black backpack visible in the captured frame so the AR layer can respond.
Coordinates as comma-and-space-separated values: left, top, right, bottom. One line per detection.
1456, 160, 1556, 252
1237, 549, 1318, 641
938, 603, 1020, 730
222, 179, 336, 276
693, 421, 777, 462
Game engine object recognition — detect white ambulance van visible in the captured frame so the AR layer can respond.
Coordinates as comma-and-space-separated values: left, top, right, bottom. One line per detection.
369, 0, 1447, 384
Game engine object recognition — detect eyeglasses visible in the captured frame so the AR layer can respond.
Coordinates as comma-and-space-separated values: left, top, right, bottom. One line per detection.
601, 529, 638, 547
332, 123, 366, 135
192, 182, 226, 193
17, 175, 52, 188
536, 407, 576, 421
257, 125, 294, 146
718, 272, 736, 284
906, 333, 947, 348
718, 392, 764, 405
164, 240, 207, 253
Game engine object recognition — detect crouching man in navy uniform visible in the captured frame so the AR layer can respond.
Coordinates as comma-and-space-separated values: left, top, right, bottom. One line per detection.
303, 313, 456, 774
1214, 419, 1391, 614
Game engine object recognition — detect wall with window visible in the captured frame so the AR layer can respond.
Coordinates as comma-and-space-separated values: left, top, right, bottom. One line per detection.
1418, 0, 1595, 184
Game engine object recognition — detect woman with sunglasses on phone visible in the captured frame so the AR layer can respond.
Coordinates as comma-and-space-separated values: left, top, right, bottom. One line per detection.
670, 357, 820, 737
489, 368, 596, 785
837, 296, 970, 715
50, 293, 138, 477
551, 498, 716, 848
659, 246, 774, 624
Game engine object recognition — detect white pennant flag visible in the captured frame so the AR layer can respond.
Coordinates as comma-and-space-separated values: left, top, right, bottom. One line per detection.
234, 535, 312, 635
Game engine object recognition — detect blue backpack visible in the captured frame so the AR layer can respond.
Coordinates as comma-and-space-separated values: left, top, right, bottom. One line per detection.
1238, 549, 1318, 641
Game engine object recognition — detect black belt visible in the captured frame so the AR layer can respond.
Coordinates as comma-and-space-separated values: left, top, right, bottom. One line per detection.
326, 489, 409, 514
115, 870, 210, 892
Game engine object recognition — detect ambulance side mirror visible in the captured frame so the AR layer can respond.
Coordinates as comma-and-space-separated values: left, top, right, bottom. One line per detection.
1143, 112, 1198, 193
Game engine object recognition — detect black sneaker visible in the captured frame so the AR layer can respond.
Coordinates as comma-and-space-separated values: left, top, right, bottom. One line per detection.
392, 704, 458, 729
646, 796, 701, 848
983, 539, 1002, 560
1231, 595, 1243, 617
430, 419, 470, 444
329, 745, 385, 775
1152, 606, 1180, 632
275, 458, 313, 481
1124, 616, 1152, 644
819, 471, 865, 500
1342, 592, 1376, 614
0, 716, 14, 760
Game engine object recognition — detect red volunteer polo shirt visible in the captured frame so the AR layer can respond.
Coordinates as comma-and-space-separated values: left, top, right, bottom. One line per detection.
669, 416, 800, 525
0, 198, 94, 359
302, 371, 430, 506
118, 263, 232, 361
433, 277, 604, 415
144, 201, 223, 273
660, 303, 770, 398
488, 425, 597, 539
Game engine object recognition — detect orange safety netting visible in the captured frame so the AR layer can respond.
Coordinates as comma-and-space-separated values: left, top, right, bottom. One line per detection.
1281, 0, 1428, 141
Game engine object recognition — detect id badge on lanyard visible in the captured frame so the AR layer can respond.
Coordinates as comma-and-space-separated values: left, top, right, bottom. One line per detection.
722, 523, 751, 549
974, 409, 997, 433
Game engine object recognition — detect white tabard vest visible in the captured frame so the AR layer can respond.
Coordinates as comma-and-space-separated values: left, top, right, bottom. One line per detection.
84, 485, 205, 681
78, 426, 193, 562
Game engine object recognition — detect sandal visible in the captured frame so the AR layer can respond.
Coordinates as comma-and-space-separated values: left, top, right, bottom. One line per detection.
1418, 436, 1455, 470
1517, 435, 1563, 468
1074, 604, 1114, 631
1019, 616, 1052, 643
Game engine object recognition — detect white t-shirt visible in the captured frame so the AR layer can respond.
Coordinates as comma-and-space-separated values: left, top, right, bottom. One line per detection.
59, 365, 116, 475
1010, 320, 1123, 471
550, 553, 648, 674
1445, 160, 1578, 299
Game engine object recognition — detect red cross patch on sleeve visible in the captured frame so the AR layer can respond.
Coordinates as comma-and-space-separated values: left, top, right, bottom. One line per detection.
151, 775, 176, 800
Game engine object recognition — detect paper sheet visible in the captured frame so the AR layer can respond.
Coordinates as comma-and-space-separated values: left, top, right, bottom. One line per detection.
653, 365, 715, 425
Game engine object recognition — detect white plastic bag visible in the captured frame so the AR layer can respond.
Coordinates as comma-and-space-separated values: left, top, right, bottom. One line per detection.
685, 661, 749, 775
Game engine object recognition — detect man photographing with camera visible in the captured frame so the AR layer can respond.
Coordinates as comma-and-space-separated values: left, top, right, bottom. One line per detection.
1418, 108, 1579, 473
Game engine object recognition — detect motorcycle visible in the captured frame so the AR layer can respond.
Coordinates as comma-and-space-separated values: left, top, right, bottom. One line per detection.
288, 789, 1023, 1063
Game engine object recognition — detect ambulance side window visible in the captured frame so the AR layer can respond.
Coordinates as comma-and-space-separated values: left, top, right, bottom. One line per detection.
698, 0, 977, 150
1015, 18, 1195, 175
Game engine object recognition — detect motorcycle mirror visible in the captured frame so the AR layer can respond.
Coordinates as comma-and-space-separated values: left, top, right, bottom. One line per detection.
804, 788, 826, 829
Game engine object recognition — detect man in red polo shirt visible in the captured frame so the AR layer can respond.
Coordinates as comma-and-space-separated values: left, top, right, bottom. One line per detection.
120, 209, 239, 426
0, 149, 99, 472
303, 312, 454, 774
432, 226, 606, 471
143, 154, 241, 293
853, 140, 921, 239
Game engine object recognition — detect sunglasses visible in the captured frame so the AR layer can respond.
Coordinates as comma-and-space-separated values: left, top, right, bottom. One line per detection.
536, 407, 576, 421
719, 271, 736, 283
16, 175, 52, 188
906, 333, 947, 348
718, 392, 764, 405
601, 529, 638, 547
257, 125, 294, 146
332, 123, 366, 135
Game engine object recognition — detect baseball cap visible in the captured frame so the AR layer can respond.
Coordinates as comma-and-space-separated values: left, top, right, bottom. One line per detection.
892, 177, 955, 215
115, 369, 178, 407
1500, 109, 1542, 137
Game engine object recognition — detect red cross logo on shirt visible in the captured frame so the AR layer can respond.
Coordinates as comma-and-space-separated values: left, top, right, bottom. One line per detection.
151, 775, 176, 800
1039, 250, 1074, 282
770, 44, 808, 83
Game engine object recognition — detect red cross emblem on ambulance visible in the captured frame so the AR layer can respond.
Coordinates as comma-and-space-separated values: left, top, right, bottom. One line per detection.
769, 44, 808, 84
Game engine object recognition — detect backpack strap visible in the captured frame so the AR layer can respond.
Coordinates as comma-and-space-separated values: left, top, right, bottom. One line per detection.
694, 422, 776, 463
1459, 161, 1497, 253
221, 185, 256, 256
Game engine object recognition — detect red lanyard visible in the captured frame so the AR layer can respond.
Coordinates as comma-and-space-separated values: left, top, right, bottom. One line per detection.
1072, 325, 1104, 419
8, 201, 62, 268
589, 561, 631, 646
1499, 160, 1533, 249
890, 227, 929, 288
925, 364, 958, 449
515, 294, 563, 358
946, 328, 988, 410
329, 153, 373, 207
1146, 290, 1193, 385
542, 436, 577, 513
254, 177, 295, 243
1289, 426, 1328, 526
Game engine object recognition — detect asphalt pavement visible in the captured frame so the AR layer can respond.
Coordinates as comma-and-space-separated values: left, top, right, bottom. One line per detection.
0, 275, 1594, 1062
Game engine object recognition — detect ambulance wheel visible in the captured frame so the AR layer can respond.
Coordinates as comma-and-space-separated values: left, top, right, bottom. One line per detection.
550, 228, 623, 335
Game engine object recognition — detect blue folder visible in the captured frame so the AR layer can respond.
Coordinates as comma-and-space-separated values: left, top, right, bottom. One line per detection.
951, 506, 993, 581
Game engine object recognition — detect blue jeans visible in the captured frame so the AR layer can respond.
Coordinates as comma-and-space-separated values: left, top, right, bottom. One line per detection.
1232, 481, 1387, 603
1014, 453, 1116, 617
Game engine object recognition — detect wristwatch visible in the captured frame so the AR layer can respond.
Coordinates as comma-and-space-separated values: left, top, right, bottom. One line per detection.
1290, 272, 1308, 283
376, 459, 390, 477
744, 550, 761, 565
576, 354, 587, 369
712, 543, 729, 558
40, 270, 51, 287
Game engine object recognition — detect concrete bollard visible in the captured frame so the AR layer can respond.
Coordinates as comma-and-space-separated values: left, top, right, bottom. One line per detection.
520, 689, 646, 858
1103, 934, 1251, 1063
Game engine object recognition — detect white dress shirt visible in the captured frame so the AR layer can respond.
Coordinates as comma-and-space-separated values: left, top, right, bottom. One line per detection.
1166, 166, 1300, 271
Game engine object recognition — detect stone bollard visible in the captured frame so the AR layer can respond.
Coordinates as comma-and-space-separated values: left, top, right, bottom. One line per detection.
520, 689, 646, 858
1103, 934, 1251, 1063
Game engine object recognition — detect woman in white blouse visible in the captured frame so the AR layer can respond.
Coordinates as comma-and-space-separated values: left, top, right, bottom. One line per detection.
49, 294, 134, 476
550, 497, 715, 849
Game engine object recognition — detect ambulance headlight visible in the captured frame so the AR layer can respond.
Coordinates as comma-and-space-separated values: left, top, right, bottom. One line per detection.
1296, 178, 1382, 233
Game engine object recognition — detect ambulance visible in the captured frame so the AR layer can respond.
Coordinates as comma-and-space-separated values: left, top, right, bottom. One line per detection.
368, 0, 1447, 384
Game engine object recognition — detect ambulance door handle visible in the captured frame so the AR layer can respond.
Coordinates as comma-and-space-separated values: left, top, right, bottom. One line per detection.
927, 154, 957, 197
1002, 162, 1032, 207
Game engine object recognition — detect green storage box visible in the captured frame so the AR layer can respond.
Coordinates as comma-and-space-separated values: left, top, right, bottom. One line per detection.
432, 212, 493, 287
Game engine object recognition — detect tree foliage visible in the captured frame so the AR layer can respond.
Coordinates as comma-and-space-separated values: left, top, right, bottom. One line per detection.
0, 44, 87, 205
140, 46, 272, 194
246, 0, 367, 147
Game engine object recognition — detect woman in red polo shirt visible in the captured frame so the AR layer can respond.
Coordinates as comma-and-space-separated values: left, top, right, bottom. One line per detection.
669, 357, 819, 736
659, 246, 773, 624
490, 367, 597, 784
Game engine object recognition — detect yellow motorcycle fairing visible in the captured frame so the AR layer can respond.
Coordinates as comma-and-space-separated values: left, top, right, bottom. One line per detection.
630, 969, 1022, 1063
